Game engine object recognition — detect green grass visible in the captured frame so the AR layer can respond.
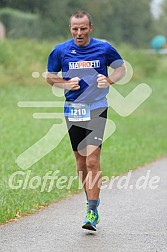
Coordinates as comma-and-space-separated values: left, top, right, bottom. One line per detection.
0, 40, 167, 225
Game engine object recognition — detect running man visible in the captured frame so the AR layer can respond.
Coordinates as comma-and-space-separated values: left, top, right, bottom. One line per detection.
46, 10, 125, 231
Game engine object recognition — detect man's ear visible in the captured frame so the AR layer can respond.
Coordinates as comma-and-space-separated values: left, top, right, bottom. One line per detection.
90, 25, 93, 33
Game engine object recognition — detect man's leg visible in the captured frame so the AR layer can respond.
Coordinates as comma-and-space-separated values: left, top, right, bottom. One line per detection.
74, 146, 102, 201
81, 145, 101, 231
74, 146, 101, 200
85, 145, 102, 201
74, 151, 87, 195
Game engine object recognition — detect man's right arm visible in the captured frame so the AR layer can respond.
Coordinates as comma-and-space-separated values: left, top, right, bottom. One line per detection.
46, 72, 80, 91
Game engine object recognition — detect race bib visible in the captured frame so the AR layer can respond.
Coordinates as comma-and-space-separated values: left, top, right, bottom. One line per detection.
67, 102, 91, 121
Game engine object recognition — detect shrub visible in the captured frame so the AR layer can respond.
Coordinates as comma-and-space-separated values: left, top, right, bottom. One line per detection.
0, 8, 41, 39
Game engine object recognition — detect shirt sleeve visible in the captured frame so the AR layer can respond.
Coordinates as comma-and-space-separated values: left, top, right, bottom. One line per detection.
105, 43, 124, 68
47, 45, 62, 73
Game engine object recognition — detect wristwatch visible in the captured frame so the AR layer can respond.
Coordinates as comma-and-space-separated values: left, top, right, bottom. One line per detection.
106, 77, 113, 85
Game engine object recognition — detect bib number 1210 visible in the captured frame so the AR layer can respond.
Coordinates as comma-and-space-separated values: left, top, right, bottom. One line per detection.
70, 108, 87, 116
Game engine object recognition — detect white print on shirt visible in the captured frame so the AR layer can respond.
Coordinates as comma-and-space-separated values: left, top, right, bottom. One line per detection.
69, 60, 100, 69
71, 50, 76, 54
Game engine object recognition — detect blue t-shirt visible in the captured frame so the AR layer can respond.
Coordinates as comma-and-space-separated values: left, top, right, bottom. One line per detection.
47, 37, 123, 111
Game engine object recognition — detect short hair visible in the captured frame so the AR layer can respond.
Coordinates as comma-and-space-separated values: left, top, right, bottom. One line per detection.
69, 10, 92, 26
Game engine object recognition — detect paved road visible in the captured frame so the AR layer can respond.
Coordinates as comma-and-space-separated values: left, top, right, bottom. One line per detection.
0, 157, 167, 252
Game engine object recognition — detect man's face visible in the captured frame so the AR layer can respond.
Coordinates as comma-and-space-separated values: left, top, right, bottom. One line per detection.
70, 16, 93, 47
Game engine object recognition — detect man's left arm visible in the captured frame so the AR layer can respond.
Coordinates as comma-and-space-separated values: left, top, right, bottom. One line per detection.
97, 64, 126, 88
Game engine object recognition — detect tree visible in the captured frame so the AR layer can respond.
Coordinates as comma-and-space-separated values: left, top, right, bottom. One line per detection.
152, 0, 167, 37
107, 0, 154, 46
0, 0, 156, 47
0, 0, 42, 13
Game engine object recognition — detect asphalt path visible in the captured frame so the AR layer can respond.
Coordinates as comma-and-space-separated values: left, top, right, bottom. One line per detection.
0, 157, 167, 252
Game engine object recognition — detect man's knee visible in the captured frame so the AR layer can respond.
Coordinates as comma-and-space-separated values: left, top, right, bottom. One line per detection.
86, 146, 100, 170
86, 155, 100, 171
74, 152, 86, 171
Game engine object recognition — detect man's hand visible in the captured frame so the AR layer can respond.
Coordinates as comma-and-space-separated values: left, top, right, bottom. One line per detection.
64, 77, 80, 90
97, 74, 112, 88
46, 72, 80, 90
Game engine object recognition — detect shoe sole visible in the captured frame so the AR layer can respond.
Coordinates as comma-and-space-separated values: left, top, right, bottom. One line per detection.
82, 222, 96, 231
97, 216, 100, 224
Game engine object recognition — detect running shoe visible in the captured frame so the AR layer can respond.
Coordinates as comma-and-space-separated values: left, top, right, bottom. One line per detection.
82, 210, 99, 231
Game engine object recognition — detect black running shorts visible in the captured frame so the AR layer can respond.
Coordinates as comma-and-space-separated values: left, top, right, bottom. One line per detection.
65, 107, 108, 151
